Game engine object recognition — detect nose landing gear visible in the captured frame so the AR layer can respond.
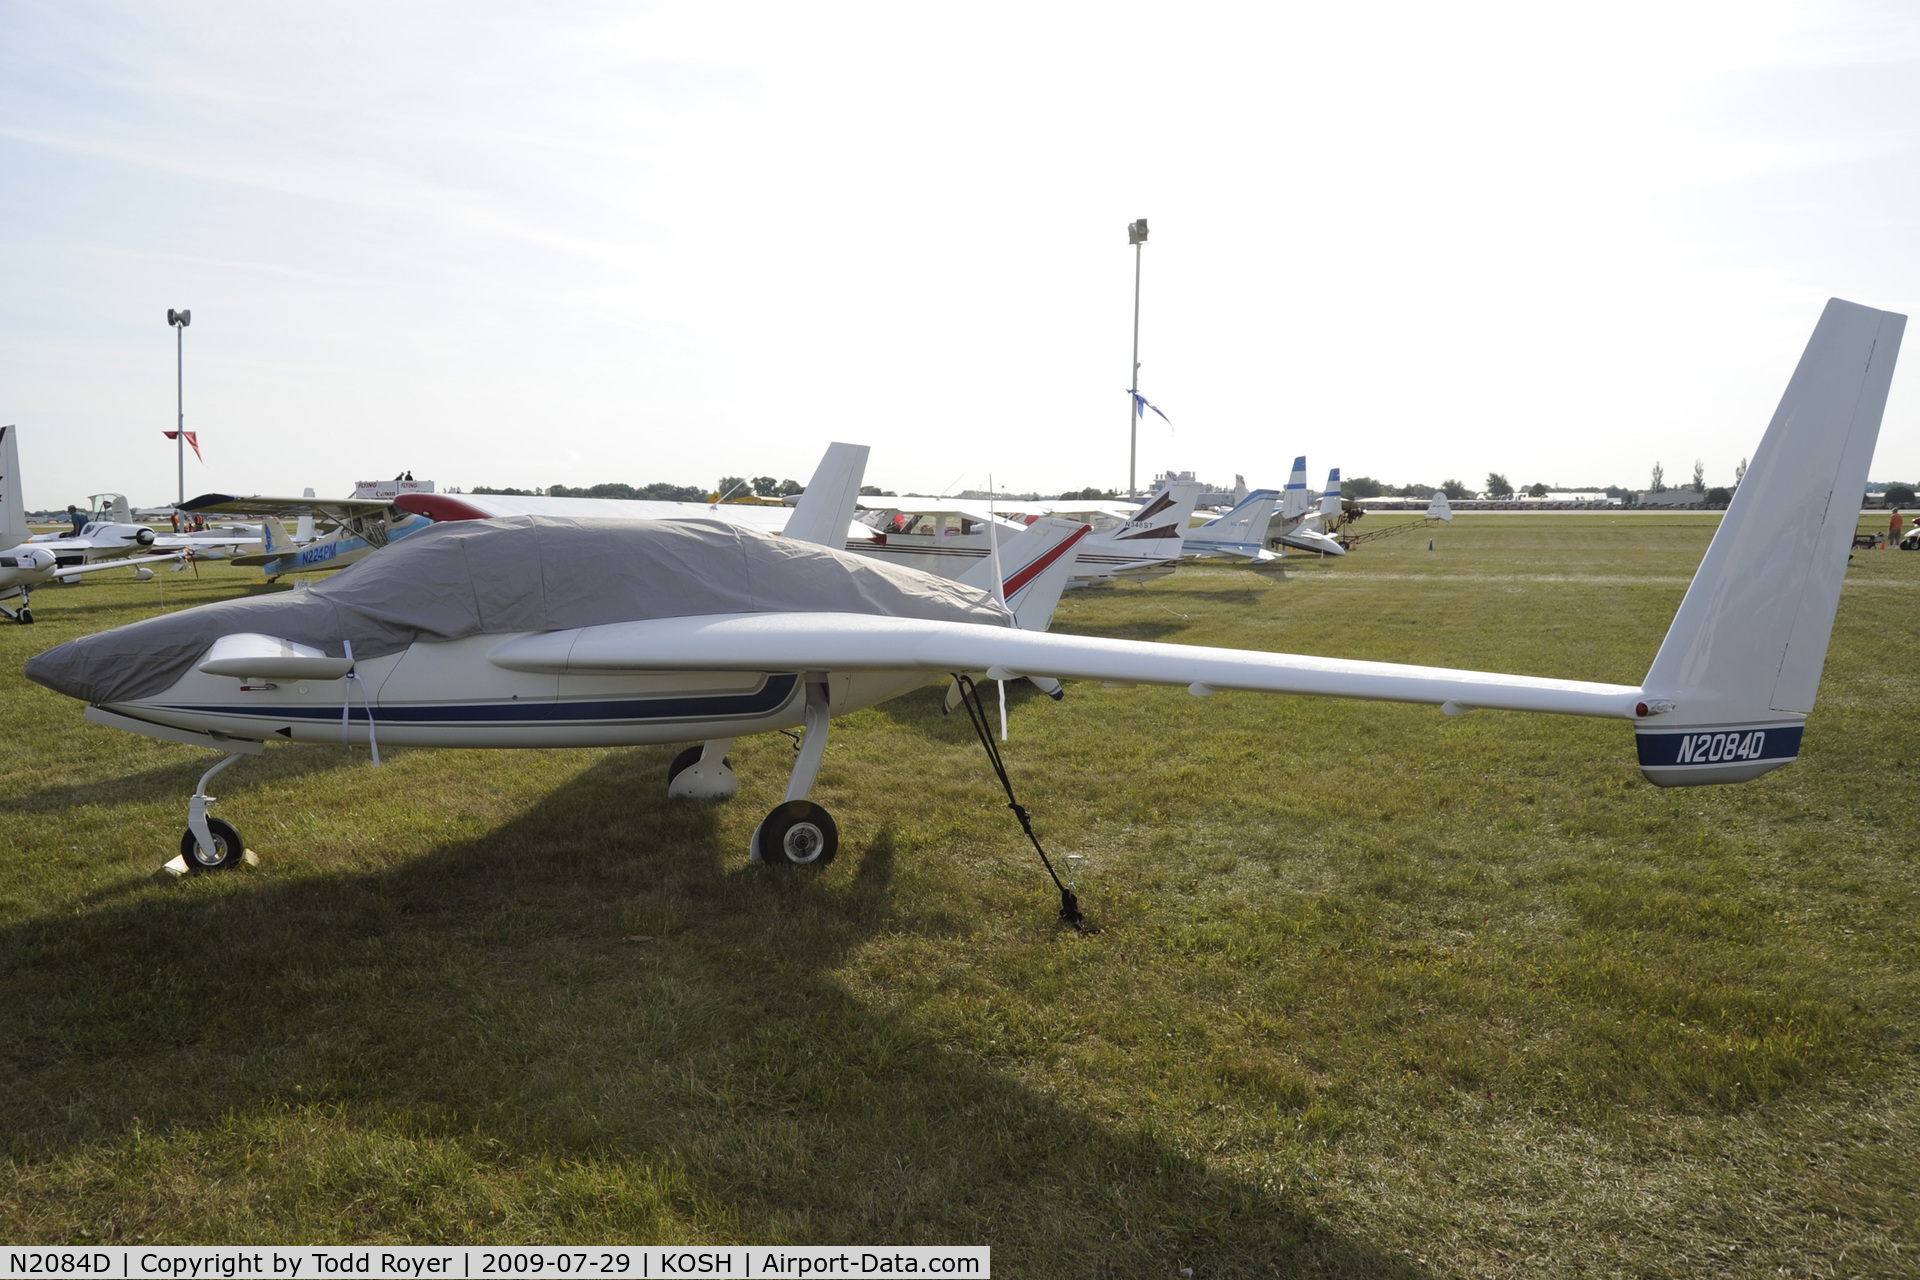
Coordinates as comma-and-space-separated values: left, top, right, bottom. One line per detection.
181, 752, 250, 873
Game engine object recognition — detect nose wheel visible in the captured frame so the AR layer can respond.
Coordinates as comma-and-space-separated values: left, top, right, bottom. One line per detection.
179, 817, 246, 872
180, 751, 251, 872
754, 800, 839, 867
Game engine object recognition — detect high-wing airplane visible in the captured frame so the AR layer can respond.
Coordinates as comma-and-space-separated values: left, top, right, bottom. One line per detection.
0, 427, 186, 623
180, 490, 439, 580
25, 301, 1904, 929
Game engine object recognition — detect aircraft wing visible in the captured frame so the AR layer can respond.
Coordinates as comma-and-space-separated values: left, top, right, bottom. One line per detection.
489, 611, 1642, 719
854, 497, 1008, 520
181, 493, 397, 521
50, 552, 184, 579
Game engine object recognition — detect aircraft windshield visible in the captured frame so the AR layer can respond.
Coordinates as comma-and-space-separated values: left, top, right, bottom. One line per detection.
855, 511, 982, 537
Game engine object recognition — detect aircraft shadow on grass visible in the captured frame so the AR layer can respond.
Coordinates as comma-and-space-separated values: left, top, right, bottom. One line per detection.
0, 747, 1419, 1276
3, 745, 359, 815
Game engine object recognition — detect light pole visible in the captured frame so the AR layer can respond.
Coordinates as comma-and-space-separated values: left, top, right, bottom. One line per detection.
1126, 219, 1147, 497
167, 308, 190, 506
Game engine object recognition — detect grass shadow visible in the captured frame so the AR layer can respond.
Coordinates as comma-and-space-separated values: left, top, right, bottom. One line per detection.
0, 749, 1418, 1274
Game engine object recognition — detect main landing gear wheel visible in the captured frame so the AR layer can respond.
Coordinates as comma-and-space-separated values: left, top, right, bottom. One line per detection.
180, 818, 246, 872
16, 608, 31, 625
755, 801, 838, 868
668, 745, 731, 784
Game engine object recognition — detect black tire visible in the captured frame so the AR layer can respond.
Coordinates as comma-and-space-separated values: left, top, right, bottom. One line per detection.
180, 818, 246, 872
667, 745, 731, 784
755, 800, 839, 868
16, 608, 31, 625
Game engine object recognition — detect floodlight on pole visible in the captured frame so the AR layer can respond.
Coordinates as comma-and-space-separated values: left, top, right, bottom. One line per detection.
168, 308, 191, 506
1126, 219, 1147, 496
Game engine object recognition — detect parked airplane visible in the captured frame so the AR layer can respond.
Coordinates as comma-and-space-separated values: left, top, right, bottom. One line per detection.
1180, 488, 1280, 562
1002, 478, 1204, 584
1264, 462, 1347, 556
182, 494, 437, 580
0, 428, 182, 623
390, 444, 870, 547
25, 300, 1903, 922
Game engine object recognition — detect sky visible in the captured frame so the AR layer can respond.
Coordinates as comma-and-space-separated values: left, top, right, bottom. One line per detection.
3, 0, 1919, 508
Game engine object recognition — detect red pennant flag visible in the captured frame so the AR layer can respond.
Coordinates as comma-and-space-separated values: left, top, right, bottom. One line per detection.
164, 430, 203, 463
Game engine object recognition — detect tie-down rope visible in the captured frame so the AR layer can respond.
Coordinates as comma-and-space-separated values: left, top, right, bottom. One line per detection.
951, 673, 1085, 928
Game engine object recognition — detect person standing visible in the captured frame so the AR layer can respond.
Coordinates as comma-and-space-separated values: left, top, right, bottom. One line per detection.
65, 504, 84, 536
1891, 507, 1904, 550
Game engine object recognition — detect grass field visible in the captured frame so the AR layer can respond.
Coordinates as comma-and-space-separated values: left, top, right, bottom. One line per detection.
1, 514, 1915, 1277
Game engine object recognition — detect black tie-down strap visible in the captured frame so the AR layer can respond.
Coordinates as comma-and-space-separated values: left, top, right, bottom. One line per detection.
951, 674, 1087, 928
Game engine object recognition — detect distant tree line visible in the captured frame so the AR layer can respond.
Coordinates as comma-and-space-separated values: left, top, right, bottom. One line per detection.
1340, 461, 1747, 503
464, 476, 902, 501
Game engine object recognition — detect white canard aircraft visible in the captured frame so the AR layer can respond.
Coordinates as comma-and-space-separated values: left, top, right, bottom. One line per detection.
23, 298, 1904, 917
0, 427, 186, 624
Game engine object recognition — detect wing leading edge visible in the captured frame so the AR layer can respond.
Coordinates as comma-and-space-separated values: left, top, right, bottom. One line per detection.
489, 611, 1642, 719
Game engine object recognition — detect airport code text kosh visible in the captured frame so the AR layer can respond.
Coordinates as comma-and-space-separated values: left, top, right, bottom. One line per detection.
1, 1249, 988, 1279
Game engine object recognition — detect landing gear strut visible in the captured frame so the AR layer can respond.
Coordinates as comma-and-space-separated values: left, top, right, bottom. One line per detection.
1, 586, 32, 625
182, 752, 248, 872
751, 678, 839, 868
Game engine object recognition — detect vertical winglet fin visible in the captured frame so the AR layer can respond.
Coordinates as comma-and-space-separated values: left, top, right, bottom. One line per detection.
1638, 298, 1905, 785
783, 442, 870, 548
0, 425, 27, 549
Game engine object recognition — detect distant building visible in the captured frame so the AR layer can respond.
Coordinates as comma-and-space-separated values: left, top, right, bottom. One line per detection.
353, 477, 437, 501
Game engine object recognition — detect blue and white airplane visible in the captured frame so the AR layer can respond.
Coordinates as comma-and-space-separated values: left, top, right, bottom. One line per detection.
181, 492, 438, 581
1182, 488, 1281, 562
24, 299, 1905, 896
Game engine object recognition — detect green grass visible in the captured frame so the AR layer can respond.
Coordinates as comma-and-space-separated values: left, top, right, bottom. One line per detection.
1, 515, 1915, 1277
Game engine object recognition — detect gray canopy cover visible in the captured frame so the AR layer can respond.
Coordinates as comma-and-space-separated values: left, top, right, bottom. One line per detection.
27, 516, 1011, 706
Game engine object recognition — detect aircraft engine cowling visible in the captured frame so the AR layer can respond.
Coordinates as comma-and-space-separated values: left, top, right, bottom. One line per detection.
135, 527, 156, 546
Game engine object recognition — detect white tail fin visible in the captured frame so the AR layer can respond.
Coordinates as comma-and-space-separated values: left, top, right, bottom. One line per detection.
1233, 474, 1249, 504
958, 517, 1091, 630
784, 442, 869, 548
1185, 489, 1278, 560
0, 425, 27, 548
1320, 469, 1343, 518
1425, 491, 1453, 521
1281, 456, 1311, 518
297, 489, 316, 542
1637, 298, 1904, 785
1069, 478, 1202, 580
261, 516, 294, 555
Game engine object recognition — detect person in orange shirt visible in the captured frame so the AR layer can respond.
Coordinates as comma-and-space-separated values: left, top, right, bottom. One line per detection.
1892, 507, 1905, 549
